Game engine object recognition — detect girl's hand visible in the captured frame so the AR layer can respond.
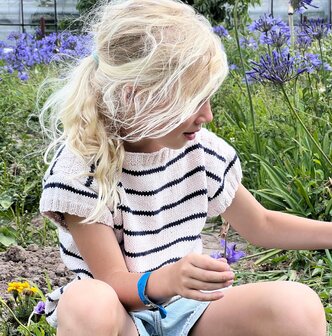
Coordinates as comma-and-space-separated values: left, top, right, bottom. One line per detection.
168, 253, 234, 301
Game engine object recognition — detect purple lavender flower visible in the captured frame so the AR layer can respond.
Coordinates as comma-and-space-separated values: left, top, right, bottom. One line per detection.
211, 239, 245, 264
248, 14, 287, 33
213, 25, 229, 38
246, 49, 308, 84
301, 18, 331, 41
34, 301, 45, 315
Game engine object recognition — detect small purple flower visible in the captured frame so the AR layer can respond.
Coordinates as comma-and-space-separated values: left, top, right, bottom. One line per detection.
213, 25, 229, 38
211, 239, 245, 264
18, 72, 29, 81
34, 301, 45, 315
239, 36, 258, 50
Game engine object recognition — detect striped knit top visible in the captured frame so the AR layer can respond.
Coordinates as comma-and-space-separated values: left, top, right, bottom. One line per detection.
39, 128, 242, 327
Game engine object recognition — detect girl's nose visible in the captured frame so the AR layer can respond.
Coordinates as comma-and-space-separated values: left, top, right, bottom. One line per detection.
195, 100, 213, 125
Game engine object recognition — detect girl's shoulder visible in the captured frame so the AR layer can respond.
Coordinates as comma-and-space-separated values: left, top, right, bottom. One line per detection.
197, 128, 238, 159
44, 144, 92, 178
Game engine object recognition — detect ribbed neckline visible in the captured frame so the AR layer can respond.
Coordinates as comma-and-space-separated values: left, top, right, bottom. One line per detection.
123, 129, 205, 168
123, 145, 181, 168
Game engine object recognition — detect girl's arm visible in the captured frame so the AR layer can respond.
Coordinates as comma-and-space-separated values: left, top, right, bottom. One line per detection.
222, 184, 332, 250
64, 214, 234, 311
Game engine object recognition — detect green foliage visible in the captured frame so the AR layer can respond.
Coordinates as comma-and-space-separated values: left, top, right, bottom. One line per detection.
0, 68, 58, 249
0, 281, 56, 336
75, 0, 260, 27
185, 0, 261, 27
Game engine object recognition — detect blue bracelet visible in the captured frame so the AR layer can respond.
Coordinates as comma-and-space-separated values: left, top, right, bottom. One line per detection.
137, 272, 167, 319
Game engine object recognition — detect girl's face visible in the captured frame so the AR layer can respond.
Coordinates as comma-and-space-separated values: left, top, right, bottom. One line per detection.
124, 100, 213, 153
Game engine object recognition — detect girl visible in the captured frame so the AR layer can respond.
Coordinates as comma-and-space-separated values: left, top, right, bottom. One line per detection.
40, 0, 330, 335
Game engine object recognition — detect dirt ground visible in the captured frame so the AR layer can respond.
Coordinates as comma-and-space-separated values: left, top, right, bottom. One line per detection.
0, 224, 248, 299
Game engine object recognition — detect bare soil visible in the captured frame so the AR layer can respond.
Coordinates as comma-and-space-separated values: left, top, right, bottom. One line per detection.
0, 224, 249, 300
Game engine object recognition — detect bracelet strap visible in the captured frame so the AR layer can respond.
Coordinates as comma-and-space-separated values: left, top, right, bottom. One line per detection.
137, 272, 167, 319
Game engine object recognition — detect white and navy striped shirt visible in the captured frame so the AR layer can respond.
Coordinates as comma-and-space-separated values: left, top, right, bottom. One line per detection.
40, 128, 242, 327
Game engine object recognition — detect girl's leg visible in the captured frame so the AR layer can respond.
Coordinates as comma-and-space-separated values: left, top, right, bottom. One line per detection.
190, 281, 326, 336
56, 279, 139, 336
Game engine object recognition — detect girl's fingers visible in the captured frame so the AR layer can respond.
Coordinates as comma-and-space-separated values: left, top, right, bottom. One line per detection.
189, 254, 231, 272
183, 288, 227, 302
187, 277, 234, 291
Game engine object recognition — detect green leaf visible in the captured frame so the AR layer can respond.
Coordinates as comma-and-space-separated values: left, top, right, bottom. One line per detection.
0, 232, 16, 247
0, 197, 13, 211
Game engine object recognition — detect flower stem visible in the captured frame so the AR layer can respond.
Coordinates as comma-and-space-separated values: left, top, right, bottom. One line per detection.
233, 0, 261, 157
0, 298, 32, 334
280, 84, 332, 168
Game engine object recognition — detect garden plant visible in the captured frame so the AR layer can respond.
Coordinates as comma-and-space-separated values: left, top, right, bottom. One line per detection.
0, 0, 331, 334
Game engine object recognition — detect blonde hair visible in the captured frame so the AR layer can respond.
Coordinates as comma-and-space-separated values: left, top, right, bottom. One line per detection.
41, 0, 229, 223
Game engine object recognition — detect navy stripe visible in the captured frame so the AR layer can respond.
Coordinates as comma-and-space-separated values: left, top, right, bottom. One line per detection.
85, 163, 96, 187
60, 287, 64, 294
72, 268, 94, 278
209, 154, 238, 201
49, 145, 65, 176
124, 235, 200, 258
45, 308, 56, 318
206, 170, 222, 183
147, 257, 181, 272
46, 295, 55, 303
203, 146, 226, 162
43, 182, 98, 199
124, 212, 207, 236
123, 144, 202, 176
60, 243, 84, 260
124, 166, 206, 196
123, 143, 226, 176
119, 189, 207, 216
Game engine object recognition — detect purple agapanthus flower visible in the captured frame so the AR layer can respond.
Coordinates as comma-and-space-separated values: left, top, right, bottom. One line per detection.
246, 49, 308, 84
301, 18, 331, 41
0, 30, 92, 81
290, 0, 318, 13
260, 27, 291, 49
211, 239, 245, 264
303, 53, 332, 73
34, 301, 45, 315
248, 14, 287, 33
239, 36, 258, 50
213, 25, 229, 38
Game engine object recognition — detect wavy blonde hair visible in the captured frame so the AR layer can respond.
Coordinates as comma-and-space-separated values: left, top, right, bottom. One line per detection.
40, 0, 229, 223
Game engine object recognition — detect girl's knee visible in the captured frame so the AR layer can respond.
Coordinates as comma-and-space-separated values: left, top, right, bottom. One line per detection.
273, 282, 326, 335
57, 279, 124, 333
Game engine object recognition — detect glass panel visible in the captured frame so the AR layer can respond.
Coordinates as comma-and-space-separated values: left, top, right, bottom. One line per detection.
248, 0, 271, 20
0, 0, 22, 24
0, 26, 22, 42
23, 0, 55, 25
56, 0, 79, 21
300, 0, 329, 21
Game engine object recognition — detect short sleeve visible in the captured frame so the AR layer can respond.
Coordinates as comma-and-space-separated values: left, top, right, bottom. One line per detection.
200, 129, 242, 217
39, 145, 114, 230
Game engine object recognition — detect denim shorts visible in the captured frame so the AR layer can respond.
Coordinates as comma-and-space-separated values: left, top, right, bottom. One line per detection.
130, 297, 210, 336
